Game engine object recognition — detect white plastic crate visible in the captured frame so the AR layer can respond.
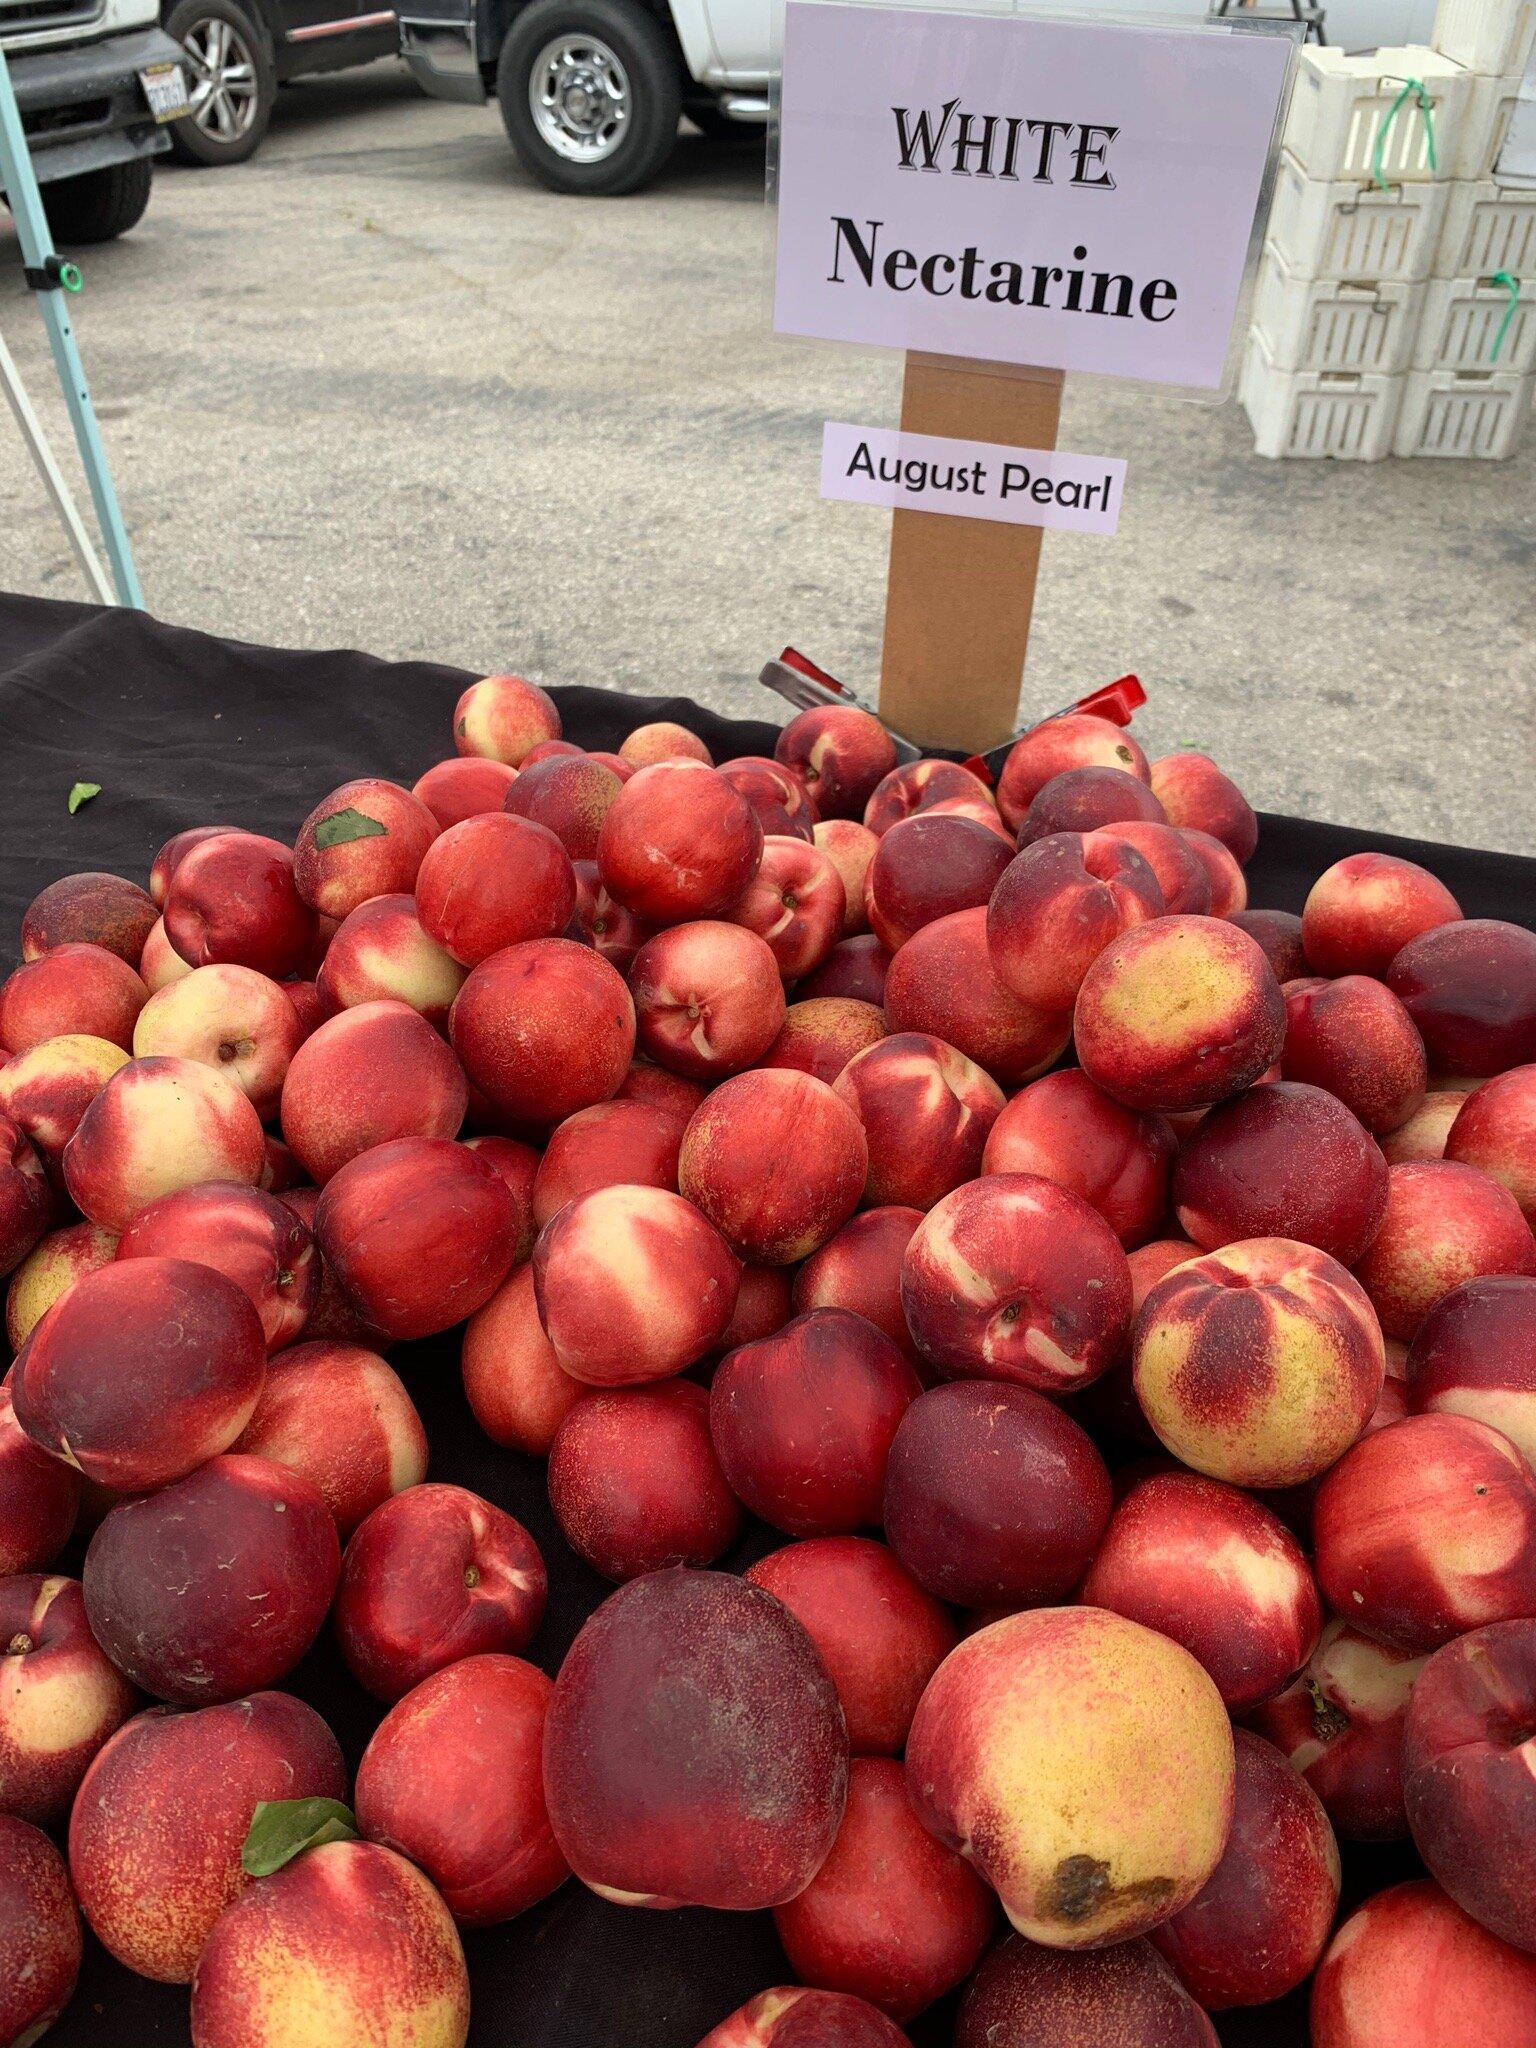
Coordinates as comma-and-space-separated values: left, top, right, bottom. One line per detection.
1438, 178, 1536, 277
1415, 275, 1536, 374
1432, 0, 1536, 78
1267, 152, 1450, 281
1240, 332, 1402, 460
1457, 73, 1527, 179
1252, 246, 1421, 374
1395, 367, 1534, 455
1283, 48, 1470, 186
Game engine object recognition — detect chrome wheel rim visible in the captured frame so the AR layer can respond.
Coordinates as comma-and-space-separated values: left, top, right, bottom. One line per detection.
528, 33, 630, 163
182, 14, 260, 143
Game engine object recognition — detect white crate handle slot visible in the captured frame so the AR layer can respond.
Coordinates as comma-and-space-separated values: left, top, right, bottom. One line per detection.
1373, 77, 1439, 191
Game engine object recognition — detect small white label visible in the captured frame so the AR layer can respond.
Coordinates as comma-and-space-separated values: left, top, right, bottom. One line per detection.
821, 423, 1125, 535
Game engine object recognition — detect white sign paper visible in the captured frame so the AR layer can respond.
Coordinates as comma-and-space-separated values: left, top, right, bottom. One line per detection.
821, 422, 1125, 534
774, 3, 1293, 390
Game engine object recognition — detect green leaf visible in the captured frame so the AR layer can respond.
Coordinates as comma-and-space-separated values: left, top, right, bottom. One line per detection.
67, 782, 101, 815
242, 1797, 358, 1877
313, 807, 387, 850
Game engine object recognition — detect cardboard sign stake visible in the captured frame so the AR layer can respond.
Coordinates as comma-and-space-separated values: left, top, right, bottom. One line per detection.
878, 351, 1064, 754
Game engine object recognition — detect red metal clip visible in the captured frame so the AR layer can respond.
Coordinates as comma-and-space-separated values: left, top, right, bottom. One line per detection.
778, 647, 851, 697
973, 676, 1149, 779
758, 654, 921, 762
1067, 675, 1145, 729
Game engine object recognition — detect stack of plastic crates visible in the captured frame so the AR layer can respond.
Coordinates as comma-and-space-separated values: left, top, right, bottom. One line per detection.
1241, 5, 1534, 460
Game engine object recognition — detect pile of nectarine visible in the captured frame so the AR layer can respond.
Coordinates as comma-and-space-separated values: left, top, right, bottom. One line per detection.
2, 673, 1534, 2048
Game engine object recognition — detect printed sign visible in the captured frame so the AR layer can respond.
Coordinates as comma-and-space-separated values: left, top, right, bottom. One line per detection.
774, 3, 1293, 390
821, 423, 1125, 534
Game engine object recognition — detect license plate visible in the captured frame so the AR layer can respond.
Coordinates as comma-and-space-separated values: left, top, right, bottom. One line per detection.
139, 62, 191, 123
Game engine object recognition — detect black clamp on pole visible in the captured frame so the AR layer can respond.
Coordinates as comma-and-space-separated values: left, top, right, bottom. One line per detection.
23, 253, 82, 294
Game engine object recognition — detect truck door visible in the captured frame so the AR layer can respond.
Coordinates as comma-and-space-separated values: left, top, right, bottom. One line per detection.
700, 0, 770, 79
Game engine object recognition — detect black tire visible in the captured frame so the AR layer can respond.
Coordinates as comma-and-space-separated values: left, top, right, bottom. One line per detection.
44, 157, 154, 245
164, 0, 275, 166
497, 0, 682, 197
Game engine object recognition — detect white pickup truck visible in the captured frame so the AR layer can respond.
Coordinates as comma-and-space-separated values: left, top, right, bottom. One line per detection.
401, 0, 772, 192
1, 0, 188, 239
401, 0, 1438, 195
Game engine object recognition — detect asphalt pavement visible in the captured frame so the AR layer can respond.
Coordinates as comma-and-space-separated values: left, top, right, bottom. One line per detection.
1, 62, 1532, 852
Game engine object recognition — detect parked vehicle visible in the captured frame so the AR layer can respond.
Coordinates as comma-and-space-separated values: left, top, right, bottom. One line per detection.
403, 0, 769, 193
403, 0, 1444, 198
1, 0, 188, 241
160, 0, 397, 164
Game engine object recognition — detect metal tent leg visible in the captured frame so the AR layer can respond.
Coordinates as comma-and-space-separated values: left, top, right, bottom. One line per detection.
0, 326, 115, 604
0, 43, 144, 607
1212, 0, 1326, 44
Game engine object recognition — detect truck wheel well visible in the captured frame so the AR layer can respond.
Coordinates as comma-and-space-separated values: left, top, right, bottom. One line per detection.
480, 0, 683, 81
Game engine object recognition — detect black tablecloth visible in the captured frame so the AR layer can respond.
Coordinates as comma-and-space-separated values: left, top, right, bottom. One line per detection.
4, 591, 1533, 2048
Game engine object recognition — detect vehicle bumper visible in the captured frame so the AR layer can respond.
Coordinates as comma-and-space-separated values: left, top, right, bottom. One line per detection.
6, 26, 184, 181
397, 0, 482, 103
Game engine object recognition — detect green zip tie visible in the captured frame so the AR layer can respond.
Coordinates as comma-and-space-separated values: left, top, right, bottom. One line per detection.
1372, 76, 1436, 193
1489, 270, 1522, 365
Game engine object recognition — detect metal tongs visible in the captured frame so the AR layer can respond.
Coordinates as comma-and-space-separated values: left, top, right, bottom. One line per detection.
759, 648, 1145, 781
